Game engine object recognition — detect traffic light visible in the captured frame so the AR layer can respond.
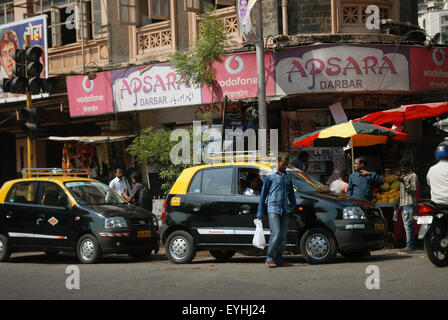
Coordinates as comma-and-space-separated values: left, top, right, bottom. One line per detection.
1, 45, 57, 94
19, 107, 37, 139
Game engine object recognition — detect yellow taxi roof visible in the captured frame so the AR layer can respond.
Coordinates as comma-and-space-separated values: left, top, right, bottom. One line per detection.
170, 162, 274, 195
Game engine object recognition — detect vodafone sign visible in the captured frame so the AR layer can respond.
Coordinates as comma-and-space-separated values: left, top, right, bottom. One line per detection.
410, 47, 448, 91
202, 51, 275, 103
67, 72, 114, 117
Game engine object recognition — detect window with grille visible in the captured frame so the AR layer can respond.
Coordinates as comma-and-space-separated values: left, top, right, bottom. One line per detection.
342, 3, 391, 26
0, 1, 13, 25
441, 15, 448, 44
34, 0, 103, 47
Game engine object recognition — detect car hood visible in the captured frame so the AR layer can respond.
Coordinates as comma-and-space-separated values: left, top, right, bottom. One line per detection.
301, 191, 376, 209
84, 204, 151, 219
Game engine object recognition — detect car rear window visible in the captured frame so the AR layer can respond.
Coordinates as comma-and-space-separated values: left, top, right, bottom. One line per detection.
188, 168, 233, 195
6, 182, 38, 204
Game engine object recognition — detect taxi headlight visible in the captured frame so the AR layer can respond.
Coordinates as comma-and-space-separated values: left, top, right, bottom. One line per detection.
105, 217, 128, 228
343, 207, 366, 220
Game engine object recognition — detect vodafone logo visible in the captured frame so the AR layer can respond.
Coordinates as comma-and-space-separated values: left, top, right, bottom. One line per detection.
225, 55, 244, 75
82, 76, 95, 93
433, 48, 446, 67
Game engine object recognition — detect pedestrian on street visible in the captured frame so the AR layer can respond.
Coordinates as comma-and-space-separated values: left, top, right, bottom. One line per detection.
122, 172, 144, 206
257, 153, 298, 268
427, 141, 448, 207
347, 157, 384, 201
395, 159, 418, 252
109, 167, 131, 196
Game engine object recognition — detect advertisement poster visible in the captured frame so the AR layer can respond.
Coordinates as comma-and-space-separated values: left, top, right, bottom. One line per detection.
237, 0, 257, 42
275, 45, 410, 95
202, 51, 275, 103
67, 72, 114, 117
0, 15, 48, 103
410, 47, 448, 91
112, 64, 202, 112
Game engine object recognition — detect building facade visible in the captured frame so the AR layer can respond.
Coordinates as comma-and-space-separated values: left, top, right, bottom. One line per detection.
0, 0, 446, 197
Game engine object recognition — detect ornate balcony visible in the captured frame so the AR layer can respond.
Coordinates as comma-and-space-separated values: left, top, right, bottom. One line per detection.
135, 20, 176, 63
48, 37, 109, 75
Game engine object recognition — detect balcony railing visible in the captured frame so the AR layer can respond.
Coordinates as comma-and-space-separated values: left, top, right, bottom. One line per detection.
135, 20, 175, 62
48, 37, 109, 75
195, 6, 243, 48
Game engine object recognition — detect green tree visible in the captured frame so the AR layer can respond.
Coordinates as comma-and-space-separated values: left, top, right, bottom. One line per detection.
128, 8, 229, 194
127, 127, 193, 195
170, 6, 229, 103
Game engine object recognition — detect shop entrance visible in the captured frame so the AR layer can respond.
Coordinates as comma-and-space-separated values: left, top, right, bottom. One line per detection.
0, 133, 16, 186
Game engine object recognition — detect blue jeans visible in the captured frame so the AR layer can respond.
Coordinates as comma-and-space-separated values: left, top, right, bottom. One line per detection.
401, 205, 415, 249
266, 212, 289, 265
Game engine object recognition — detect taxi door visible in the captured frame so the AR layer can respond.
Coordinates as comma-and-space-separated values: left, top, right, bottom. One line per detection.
33, 182, 76, 249
184, 167, 236, 244
1, 181, 39, 248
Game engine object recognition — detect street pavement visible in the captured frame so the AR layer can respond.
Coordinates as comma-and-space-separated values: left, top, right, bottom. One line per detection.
0, 247, 447, 300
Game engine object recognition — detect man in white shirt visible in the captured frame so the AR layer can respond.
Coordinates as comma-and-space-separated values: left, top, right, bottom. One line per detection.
244, 177, 261, 196
109, 168, 131, 196
427, 141, 448, 206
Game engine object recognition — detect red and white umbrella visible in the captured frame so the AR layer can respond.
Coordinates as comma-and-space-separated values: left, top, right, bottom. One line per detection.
354, 101, 448, 126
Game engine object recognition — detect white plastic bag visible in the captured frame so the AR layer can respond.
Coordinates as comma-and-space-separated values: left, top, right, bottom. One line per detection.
252, 219, 266, 249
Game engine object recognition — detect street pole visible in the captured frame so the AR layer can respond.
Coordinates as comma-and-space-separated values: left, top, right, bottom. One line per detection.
25, 33, 33, 176
256, 0, 267, 131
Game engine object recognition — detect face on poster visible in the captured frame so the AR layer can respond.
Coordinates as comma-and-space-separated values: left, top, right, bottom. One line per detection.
237, 0, 257, 42
112, 64, 202, 112
0, 15, 48, 103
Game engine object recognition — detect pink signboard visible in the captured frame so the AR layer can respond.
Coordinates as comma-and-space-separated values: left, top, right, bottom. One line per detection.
67, 72, 114, 117
202, 51, 275, 103
410, 47, 448, 91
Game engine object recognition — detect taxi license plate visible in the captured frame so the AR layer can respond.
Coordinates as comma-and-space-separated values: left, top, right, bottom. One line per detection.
374, 223, 385, 231
137, 230, 152, 238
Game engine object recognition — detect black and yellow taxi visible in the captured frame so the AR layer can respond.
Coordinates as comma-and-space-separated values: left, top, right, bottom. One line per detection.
160, 159, 386, 264
0, 169, 159, 264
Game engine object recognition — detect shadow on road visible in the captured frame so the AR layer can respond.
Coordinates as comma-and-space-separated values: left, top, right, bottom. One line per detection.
5, 250, 416, 266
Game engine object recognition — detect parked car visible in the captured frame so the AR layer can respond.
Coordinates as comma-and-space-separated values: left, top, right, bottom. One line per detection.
0, 169, 159, 264
160, 162, 386, 264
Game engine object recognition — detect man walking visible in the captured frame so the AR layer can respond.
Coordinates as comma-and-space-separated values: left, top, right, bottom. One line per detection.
348, 157, 384, 201
395, 159, 418, 252
257, 153, 298, 268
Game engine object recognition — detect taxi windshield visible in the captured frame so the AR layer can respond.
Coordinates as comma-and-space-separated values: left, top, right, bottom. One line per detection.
286, 167, 330, 193
64, 181, 126, 205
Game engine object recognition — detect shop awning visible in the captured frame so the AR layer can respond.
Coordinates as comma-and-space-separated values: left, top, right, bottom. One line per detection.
47, 135, 135, 144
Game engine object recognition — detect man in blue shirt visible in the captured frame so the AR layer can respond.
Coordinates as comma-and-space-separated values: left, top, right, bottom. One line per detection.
348, 157, 384, 201
257, 153, 298, 268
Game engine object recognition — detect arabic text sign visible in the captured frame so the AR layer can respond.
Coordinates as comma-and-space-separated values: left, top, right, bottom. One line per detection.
112, 65, 202, 112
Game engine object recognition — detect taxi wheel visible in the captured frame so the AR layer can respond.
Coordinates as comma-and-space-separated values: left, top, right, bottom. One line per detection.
0, 234, 11, 262
166, 230, 196, 264
76, 234, 102, 264
209, 250, 236, 262
300, 228, 337, 264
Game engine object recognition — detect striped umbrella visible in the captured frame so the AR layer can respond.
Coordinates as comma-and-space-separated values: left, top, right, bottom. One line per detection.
293, 120, 408, 148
